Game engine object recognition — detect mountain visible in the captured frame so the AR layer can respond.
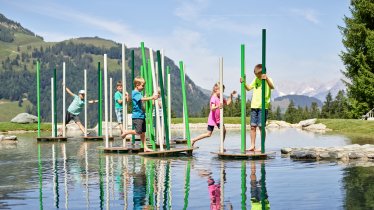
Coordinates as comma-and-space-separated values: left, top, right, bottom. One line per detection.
0, 13, 209, 125
271, 95, 322, 113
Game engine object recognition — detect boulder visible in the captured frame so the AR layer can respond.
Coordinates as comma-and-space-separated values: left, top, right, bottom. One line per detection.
11, 113, 38, 124
4, 135, 17, 140
298, 119, 317, 127
281, 147, 293, 154
303, 123, 327, 131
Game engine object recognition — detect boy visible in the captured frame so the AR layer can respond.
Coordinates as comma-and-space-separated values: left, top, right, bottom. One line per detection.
240, 64, 274, 152
60, 87, 98, 136
114, 81, 129, 132
121, 77, 158, 152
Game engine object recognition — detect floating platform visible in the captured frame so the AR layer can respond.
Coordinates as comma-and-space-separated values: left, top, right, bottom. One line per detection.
211, 150, 276, 160
37, 137, 67, 142
99, 145, 143, 153
83, 136, 115, 141
138, 147, 196, 157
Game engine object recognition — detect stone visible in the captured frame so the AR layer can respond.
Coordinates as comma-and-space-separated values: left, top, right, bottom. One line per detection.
11, 113, 38, 124
267, 123, 280, 129
328, 151, 346, 159
0, 135, 4, 141
319, 152, 331, 159
303, 123, 327, 131
281, 147, 293, 154
3, 136, 17, 140
348, 152, 365, 159
366, 153, 374, 159
298, 118, 317, 127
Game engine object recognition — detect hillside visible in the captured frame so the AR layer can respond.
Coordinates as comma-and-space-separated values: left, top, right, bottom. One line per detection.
272, 95, 322, 113
0, 13, 209, 124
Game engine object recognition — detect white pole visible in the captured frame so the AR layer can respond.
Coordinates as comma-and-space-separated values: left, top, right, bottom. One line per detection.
182, 64, 186, 140
122, 44, 128, 131
104, 54, 109, 147
51, 78, 54, 137
149, 48, 163, 151
219, 57, 224, 153
62, 62, 66, 137
155, 62, 164, 147
160, 50, 166, 145
167, 66, 171, 141
110, 78, 113, 137
62, 144, 68, 209
84, 69, 87, 137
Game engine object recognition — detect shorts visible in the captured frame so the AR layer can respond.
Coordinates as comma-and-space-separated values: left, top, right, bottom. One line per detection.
250, 109, 268, 127
133, 118, 146, 135
207, 123, 220, 132
66, 111, 80, 123
115, 108, 123, 123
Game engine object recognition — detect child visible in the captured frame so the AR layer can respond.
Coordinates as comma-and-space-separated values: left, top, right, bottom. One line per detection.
114, 81, 129, 132
121, 77, 158, 152
60, 87, 98, 136
191, 82, 236, 146
240, 64, 274, 152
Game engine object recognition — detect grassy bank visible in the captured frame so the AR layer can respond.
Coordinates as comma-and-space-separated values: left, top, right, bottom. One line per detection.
0, 122, 50, 132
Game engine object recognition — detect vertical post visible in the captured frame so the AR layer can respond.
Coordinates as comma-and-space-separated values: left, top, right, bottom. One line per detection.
179, 61, 191, 148
98, 62, 102, 136
51, 78, 54, 137
37, 61, 41, 137
219, 57, 224, 153
110, 78, 113, 137
131, 50, 135, 144
166, 66, 171, 142
182, 64, 186, 140
84, 69, 87, 137
157, 50, 170, 150
150, 49, 162, 150
240, 44, 246, 154
62, 63, 66, 137
104, 54, 109, 147
241, 160, 247, 209
146, 59, 156, 150
261, 29, 266, 154
122, 44, 128, 132
53, 68, 57, 137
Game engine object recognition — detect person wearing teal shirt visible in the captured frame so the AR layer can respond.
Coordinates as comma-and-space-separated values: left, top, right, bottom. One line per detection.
114, 81, 129, 132
240, 64, 275, 152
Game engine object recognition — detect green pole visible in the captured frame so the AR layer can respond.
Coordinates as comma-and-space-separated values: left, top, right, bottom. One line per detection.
157, 51, 170, 150
53, 68, 57, 137
261, 29, 266, 154
149, 160, 155, 206
183, 160, 191, 210
98, 62, 102, 136
146, 59, 156, 150
179, 61, 191, 148
140, 42, 147, 76
37, 61, 41, 137
241, 44, 246, 154
260, 162, 269, 210
131, 50, 135, 144
38, 144, 43, 210
241, 160, 247, 210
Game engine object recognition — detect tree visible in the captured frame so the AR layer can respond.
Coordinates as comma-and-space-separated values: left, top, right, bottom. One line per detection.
275, 106, 282, 120
339, 0, 374, 118
310, 102, 320, 118
284, 100, 297, 123
321, 92, 333, 118
332, 90, 350, 118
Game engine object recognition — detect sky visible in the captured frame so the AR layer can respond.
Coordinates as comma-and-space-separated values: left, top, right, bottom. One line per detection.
1, 0, 351, 94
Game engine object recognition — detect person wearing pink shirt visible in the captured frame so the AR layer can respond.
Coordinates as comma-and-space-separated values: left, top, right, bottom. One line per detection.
192, 82, 236, 146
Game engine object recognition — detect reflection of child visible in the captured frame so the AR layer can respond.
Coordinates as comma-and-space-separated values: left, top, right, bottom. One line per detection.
250, 162, 270, 210
208, 178, 221, 210
191, 82, 235, 146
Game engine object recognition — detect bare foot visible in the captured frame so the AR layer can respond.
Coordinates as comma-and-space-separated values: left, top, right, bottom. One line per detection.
144, 147, 154, 152
121, 132, 127, 139
246, 147, 255, 151
191, 139, 197, 147
254, 148, 262, 152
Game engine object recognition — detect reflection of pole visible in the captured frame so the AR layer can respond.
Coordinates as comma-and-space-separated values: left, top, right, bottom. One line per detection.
99, 153, 104, 210
149, 160, 155, 206
38, 144, 43, 210
220, 161, 225, 209
183, 160, 191, 210
51, 78, 54, 137
62, 144, 68, 209
241, 160, 247, 210
105, 156, 110, 210
52, 144, 59, 208
163, 161, 172, 209
84, 143, 90, 209
122, 156, 128, 209
260, 162, 268, 209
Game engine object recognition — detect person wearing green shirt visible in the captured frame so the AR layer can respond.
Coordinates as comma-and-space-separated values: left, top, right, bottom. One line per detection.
240, 64, 275, 152
114, 81, 129, 132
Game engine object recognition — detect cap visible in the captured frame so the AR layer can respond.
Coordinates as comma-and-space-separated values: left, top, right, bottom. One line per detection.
79, 90, 85, 94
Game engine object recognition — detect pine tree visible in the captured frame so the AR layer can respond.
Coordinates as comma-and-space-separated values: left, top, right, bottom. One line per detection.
284, 100, 297, 123
310, 102, 320, 118
275, 106, 282, 120
321, 92, 333, 118
339, 0, 374, 118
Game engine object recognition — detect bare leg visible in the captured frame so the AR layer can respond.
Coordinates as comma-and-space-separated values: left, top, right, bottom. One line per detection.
141, 132, 153, 152
121, 130, 137, 139
191, 131, 213, 146
118, 123, 123, 133
255, 127, 265, 152
76, 121, 86, 134
223, 125, 227, 142
248, 126, 257, 151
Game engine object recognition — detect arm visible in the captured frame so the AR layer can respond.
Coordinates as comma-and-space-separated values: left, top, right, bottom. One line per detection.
262, 74, 274, 89
66, 87, 74, 97
225, 91, 236, 106
240, 77, 252, 91
141, 94, 159, 102
88, 100, 99, 104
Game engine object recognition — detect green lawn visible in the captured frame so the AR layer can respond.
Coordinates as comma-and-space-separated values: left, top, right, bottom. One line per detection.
0, 99, 33, 122
0, 122, 50, 132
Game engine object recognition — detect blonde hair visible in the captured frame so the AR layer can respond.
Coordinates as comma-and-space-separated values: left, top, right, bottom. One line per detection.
134, 77, 145, 87
211, 82, 225, 96
254, 64, 262, 74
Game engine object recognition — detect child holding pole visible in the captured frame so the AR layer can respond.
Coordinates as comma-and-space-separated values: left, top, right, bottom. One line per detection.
114, 81, 129, 133
240, 64, 274, 151
121, 77, 158, 152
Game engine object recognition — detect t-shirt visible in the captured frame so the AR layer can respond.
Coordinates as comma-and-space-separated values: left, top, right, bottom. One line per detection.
249, 77, 274, 109
207, 95, 226, 126
67, 94, 84, 115
114, 91, 123, 109
132, 90, 145, 119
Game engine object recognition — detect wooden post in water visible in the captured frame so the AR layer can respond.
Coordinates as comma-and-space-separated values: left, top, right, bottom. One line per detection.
122, 44, 128, 132
157, 50, 170, 149
62, 62, 66, 137
84, 69, 87, 137
104, 54, 109, 147
179, 61, 191, 148
37, 61, 41, 137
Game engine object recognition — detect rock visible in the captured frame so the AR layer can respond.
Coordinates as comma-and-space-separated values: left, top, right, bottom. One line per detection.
281, 147, 293, 154
319, 152, 331, 159
348, 152, 365, 159
366, 153, 374, 159
4, 136, 17, 140
291, 123, 302, 129
303, 123, 327, 132
267, 123, 280, 129
328, 151, 346, 159
290, 150, 306, 159
11, 113, 38, 124
276, 121, 292, 128
298, 119, 317, 127
0, 135, 4, 141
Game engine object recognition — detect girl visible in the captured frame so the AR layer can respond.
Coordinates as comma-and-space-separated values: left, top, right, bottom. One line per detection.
191, 82, 236, 146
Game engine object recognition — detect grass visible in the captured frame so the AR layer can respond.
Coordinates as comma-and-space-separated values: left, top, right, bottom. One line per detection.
0, 99, 33, 121
0, 122, 50, 132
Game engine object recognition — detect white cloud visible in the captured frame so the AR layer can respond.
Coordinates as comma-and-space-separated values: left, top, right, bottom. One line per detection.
290, 8, 319, 24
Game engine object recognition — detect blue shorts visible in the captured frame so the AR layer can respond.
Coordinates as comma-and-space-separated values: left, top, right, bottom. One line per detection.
115, 108, 123, 123
250, 109, 268, 127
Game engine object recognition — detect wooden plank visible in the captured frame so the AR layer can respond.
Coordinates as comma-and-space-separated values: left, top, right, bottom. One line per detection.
138, 147, 196, 157
83, 136, 115, 141
99, 146, 143, 153
37, 137, 67, 142
211, 150, 276, 160
173, 139, 187, 144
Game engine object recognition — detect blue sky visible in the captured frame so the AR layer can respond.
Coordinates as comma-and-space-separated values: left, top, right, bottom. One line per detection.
1, 0, 351, 93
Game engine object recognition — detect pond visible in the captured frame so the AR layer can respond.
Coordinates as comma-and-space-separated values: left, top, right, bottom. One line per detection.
0, 128, 373, 209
